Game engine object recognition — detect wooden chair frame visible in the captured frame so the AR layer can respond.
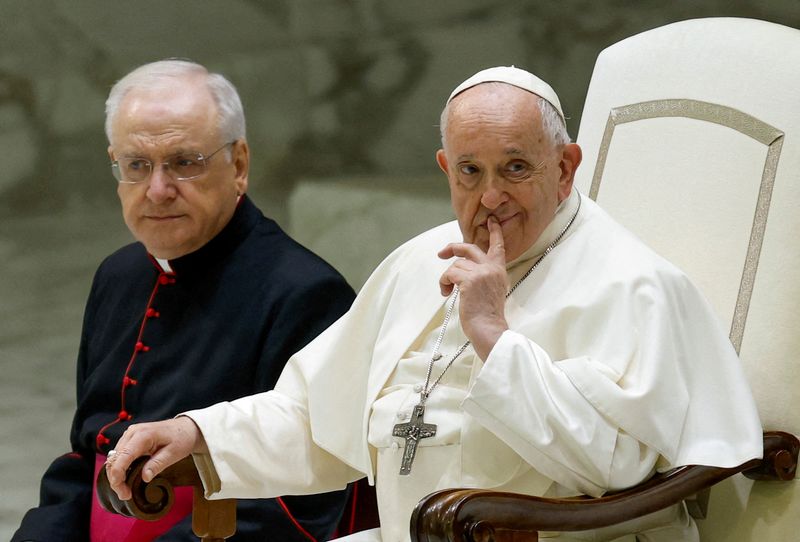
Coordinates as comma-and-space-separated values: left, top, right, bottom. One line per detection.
409, 431, 797, 542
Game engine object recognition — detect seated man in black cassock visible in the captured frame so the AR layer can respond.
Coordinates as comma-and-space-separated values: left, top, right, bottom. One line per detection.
13, 59, 355, 542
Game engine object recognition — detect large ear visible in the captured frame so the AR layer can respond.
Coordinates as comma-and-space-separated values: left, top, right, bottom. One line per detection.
558, 143, 582, 202
435, 148, 449, 175
232, 139, 250, 195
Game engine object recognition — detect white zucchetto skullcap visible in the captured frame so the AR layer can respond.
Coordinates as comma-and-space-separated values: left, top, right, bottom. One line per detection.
447, 66, 565, 123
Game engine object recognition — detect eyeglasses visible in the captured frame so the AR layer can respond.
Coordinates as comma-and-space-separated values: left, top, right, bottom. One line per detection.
111, 141, 236, 184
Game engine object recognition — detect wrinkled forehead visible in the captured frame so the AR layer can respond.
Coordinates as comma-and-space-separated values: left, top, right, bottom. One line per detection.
445, 83, 545, 136
119, 77, 214, 116
112, 84, 219, 143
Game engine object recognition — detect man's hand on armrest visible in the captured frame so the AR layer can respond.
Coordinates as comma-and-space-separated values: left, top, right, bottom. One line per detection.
105, 416, 207, 501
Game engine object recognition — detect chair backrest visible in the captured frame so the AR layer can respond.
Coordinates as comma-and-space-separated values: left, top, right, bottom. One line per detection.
572, 17, 800, 541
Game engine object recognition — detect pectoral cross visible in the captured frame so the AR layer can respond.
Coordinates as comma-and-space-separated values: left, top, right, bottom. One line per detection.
392, 403, 437, 475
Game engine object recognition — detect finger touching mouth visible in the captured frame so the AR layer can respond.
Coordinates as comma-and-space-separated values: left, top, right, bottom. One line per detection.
477, 213, 516, 229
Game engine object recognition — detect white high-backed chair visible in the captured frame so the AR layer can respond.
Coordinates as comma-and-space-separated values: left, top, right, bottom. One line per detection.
409, 17, 800, 541
572, 17, 800, 541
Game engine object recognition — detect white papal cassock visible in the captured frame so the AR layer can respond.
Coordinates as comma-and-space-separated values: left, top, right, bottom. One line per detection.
185, 188, 762, 542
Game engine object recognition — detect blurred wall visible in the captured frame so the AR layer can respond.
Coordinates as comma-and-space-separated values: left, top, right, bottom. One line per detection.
0, 0, 797, 537
2, 1, 798, 234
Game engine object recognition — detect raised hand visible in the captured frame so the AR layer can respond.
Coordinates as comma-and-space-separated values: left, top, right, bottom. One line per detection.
105, 416, 207, 501
438, 216, 510, 360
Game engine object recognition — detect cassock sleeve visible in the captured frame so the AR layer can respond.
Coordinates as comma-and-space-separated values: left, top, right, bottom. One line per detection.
462, 272, 762, 498
463, 330, 659, 497
187, 346, 364, 500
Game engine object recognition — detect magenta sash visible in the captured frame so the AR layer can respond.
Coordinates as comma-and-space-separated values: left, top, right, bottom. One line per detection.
90, 453, 194, 541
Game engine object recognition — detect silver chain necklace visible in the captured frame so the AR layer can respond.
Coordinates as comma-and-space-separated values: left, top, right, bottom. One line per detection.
392, 192, 582, 475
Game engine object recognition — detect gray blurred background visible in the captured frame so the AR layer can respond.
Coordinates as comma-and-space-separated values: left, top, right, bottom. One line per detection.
1, 0, 797, 538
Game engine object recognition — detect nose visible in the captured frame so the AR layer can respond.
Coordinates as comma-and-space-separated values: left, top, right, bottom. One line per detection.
479, 173, 508, 210
145, 164, 177, 204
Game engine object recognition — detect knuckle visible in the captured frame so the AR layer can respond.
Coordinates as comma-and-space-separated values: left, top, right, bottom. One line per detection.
116, 448, 133, 459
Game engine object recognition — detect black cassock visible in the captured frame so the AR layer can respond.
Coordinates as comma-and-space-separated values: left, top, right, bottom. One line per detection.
14, 196, 356, 542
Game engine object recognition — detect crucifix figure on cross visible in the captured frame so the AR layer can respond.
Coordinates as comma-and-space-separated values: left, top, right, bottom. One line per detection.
392, 403, 438, 475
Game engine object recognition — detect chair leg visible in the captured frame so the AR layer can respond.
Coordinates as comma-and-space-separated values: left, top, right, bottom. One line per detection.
191, 487, 237, 540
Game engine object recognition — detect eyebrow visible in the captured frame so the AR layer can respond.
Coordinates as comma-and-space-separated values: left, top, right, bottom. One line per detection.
456, 148, 525, 161
119, 147, 196, 159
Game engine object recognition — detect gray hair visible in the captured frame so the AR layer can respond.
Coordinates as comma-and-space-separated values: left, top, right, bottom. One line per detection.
439, 84, 570, 149
104, 59, 246, 145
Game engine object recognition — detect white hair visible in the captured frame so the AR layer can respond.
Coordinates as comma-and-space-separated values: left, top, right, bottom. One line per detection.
439, 83, 571, 149
104, 59, 246, 145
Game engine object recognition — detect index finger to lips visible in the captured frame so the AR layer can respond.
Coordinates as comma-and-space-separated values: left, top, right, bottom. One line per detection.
487, 217, 506, 263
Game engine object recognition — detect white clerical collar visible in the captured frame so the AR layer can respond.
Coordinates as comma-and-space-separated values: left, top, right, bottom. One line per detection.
507, 188, 581, 271
155, 258, 173, 273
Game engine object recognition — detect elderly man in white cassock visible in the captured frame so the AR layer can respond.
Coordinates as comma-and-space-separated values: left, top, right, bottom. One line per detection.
107, 67, 762, 541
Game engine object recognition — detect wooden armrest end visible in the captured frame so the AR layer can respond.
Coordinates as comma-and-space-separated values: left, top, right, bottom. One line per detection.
410, 431, 799, 542
743, 430, 798, 481
96, 455, 237, 541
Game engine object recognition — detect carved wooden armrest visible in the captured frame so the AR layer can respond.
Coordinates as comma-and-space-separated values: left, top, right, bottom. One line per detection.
410, 431, 798, 542
96, 455, 237, 542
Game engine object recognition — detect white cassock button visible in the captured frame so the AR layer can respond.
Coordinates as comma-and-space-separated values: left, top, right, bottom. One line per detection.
413, 383, 423, 393
391, 442, 399, 451
396, 411, 405, 420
